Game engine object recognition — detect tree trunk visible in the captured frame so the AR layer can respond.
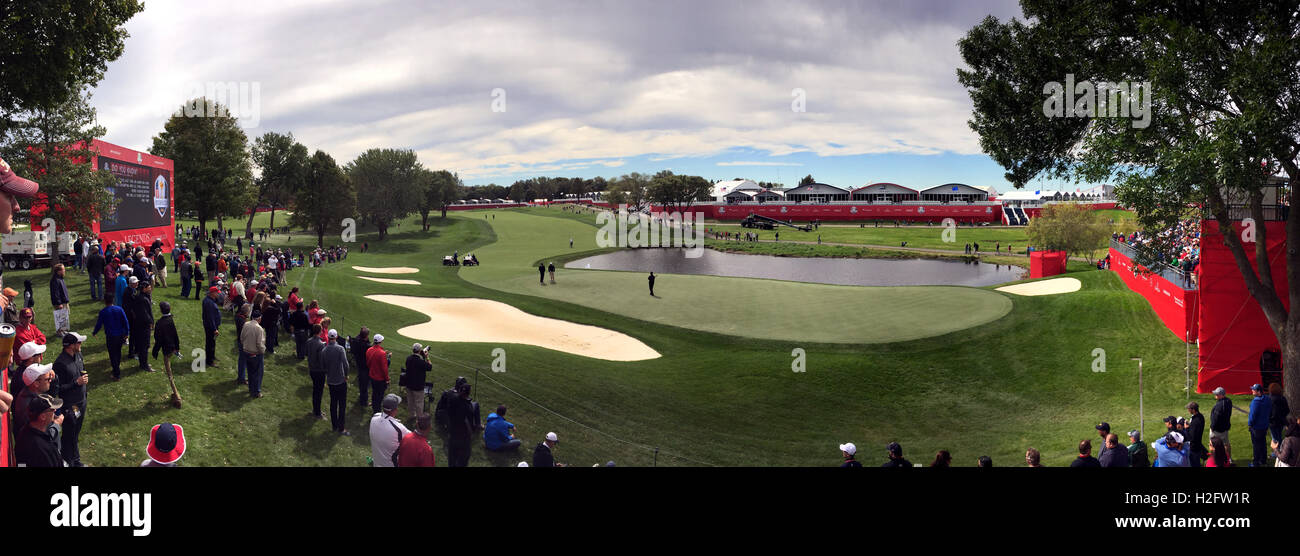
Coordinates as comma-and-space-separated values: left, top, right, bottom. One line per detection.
270, 209, 276, 233
244, 196, 263, 240
441, 205, 447, 219
421, 211, 429, 231
316, 229, 325, 248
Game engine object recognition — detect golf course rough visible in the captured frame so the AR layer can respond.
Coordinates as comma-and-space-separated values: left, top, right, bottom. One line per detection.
365, 295, 661, 361
461, 210, 1014, 344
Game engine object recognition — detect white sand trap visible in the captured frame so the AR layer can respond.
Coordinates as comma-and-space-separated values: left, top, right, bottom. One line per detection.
996, 277, 1082, 296
359, 276, 421, 286
365, 295, 661, 362
352, 266, 419, 274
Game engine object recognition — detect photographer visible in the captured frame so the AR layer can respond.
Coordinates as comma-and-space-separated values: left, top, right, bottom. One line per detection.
404, 343, 432, 420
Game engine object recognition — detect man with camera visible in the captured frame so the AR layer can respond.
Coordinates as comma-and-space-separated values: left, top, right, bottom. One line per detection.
404, 343, 433, 421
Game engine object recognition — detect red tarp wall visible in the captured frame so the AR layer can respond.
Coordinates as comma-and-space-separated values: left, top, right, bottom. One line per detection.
1197, 220, 1287, 395
1029, 250, 1067, 278
1108, 247, 1199, 342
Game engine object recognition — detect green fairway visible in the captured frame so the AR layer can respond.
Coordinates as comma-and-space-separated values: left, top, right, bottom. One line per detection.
459, 209, 1013, 344
10, 204, 1223, 468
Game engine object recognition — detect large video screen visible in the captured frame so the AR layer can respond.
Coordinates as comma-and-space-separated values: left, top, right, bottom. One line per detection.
98, 155, 171, 232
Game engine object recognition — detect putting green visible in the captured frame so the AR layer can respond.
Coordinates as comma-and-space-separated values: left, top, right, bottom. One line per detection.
460, 209, 1012, 344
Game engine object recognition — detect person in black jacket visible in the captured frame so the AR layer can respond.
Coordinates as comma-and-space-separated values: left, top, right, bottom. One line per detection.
16, 394, 63, 467
129, 282, 155, 372
123, 276, 139, 358
50, 263, 70, 335
202, 286, 221, 366
290, 304, 310, 359
86, 246, 105, 301
1186, 401, 1207, 467
533, 432, 563, 467
260, 298, 280, 355
152, 302, 182, 408
52, 333, 88, 466
404, 344, 432, 419
447, 383, 476, 467
179, 256, 193, 299
1268, 382, 1291, 450
1209, 387, 1233, 463
351, 328, 371, 406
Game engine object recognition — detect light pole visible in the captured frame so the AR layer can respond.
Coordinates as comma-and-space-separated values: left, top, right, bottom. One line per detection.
1131, 357, 1144, 442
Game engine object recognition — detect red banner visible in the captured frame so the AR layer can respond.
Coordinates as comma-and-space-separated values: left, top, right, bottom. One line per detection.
1108, 247, 1198, 342
1197, 220, 1287, 395
1029, 250, 1067, 278
659, 203, 1003, 223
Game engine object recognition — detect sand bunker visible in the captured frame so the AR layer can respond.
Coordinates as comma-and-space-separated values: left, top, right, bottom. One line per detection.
996, 277, 1081, 296
365, 295, 661, 362
352, 266, 419, 274
359, 276, 421, 286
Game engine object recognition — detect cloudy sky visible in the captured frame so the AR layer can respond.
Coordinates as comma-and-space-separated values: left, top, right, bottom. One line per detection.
89, 0, 1067, 190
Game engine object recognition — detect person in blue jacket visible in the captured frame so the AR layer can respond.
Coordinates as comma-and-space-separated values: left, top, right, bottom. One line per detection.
113, 265, 130, 307
483, 404, 521, 451
1248, 384, 1273, 467
1152, 431, 1189, 467
92, 294, 130, 380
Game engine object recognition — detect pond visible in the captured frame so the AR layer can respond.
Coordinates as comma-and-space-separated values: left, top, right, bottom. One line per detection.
566, 248, 1025, 287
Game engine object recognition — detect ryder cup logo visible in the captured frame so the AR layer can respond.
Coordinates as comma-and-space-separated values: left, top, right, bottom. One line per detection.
850, 206, 858, 214
153, 175, 169, 218
917, 206, 926, 214
780, 206, 788, 214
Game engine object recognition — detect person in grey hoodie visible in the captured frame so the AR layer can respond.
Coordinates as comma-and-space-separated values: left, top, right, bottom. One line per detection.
305, 323, 327, 419
321, 328, 350, 435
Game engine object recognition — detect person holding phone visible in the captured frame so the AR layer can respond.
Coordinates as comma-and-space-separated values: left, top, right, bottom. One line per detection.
52, 332, 88, 466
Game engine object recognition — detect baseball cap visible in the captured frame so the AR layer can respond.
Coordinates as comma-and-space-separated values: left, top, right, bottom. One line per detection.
275, 295, 283, 300
119, 265, 131, 272
250, 280, 258, 285
208, 286, 221, 293
372, 333, 383, 343
19, 307, 32, 318
1167, 431, 1184, 444
381, 393, 402, 411
328, 329, 338, 339
1096, 422, 1110, 433
517, 462, 529, 467
1251, 383, 1263, 392
412, 343, 423, 352
1127, 430, 1141, 440
1, 287, 17, 298
22, 363, 53, 386
1213, 387, 1226, 396
18, 341, 46, 360
28, 393, 62, 415
546, 432, 558, 442
886, 441, 902, 455
129, 276, 139, 284
0, 157, 39, 198
147, 423, 186, 465
839, 442, 857, 456
62, 332, 86, 345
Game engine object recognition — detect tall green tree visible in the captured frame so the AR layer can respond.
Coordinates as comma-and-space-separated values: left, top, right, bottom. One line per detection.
958, 0, 1300, 405
347, 148, 421, 240
0, 86, 117, 234
1026, 203, 1111, 263
150, 98, 255, 237
607, 172, 652, 213
418, 169, 461, 229
290, 150, 354, 247
798, 174, 816, 187
0, 1, 143, 135
247, 131, 308, 237
648, 170, 712, 213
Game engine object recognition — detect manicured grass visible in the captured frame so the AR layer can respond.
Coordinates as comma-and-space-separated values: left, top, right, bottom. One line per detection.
705, 222, 1033, 252
11, 204, 1228, 467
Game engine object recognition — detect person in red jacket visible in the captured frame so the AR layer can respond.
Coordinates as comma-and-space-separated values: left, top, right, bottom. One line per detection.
15, 307, 46, 352
396, 414, 435, 467
367, 334, 390, 413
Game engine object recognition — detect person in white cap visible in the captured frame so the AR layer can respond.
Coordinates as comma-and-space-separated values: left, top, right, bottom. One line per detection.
12, 362, 55, 431
404, 343, 432, 420
533, 431, 566, 467
321, 328, 351, 435
839, 443, 861, 467
366, 334, 390, 413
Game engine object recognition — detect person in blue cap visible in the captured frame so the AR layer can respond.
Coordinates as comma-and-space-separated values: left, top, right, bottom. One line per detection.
1248, 384, 1272, 467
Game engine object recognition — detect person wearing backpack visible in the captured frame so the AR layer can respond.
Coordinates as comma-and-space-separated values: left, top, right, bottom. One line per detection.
369, 394, 408, 467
